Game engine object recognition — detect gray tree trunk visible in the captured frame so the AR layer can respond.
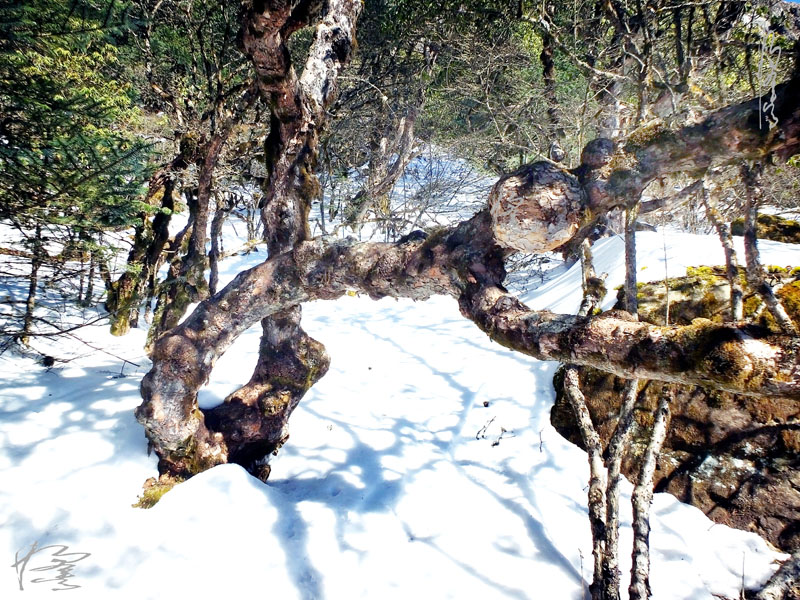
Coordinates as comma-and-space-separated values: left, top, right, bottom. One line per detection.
701, 181, 743, 321
740, 163, 796, 334
628, 387, 673, 600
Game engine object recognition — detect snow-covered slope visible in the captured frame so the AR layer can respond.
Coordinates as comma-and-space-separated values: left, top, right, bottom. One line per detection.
1, 228, 797, 599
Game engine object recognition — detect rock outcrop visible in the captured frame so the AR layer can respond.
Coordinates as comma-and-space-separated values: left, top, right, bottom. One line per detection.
551, 266, 800, 552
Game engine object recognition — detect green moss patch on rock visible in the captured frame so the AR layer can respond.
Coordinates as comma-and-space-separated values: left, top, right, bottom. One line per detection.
730, 213, 800, 244
615, 265, 741, 326
617, 265, 800, 332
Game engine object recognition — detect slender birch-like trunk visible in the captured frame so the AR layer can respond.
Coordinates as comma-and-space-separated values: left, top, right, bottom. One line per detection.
740, 163, 796, 334
628, 387, 673, 600
700, 182, 743, 321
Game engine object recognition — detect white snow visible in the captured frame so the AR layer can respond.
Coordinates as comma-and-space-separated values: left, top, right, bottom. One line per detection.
1, 222, 797, 599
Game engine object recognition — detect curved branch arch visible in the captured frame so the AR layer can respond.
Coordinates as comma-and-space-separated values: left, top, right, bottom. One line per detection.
137, 68, 800, 479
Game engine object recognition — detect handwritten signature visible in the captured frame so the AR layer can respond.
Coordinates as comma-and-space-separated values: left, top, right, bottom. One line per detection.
11, 541, 90, 591
757, 30, 781, 130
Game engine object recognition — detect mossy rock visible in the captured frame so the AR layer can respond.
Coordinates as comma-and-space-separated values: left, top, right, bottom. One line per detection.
553, 264, 800, 552
616, 265, 800, 331
552, 364, 800, 552
617, 265, 735, 325
730, 213, 800, 244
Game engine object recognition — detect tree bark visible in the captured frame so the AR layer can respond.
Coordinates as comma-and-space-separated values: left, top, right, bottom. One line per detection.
628, 386, 672, 600
600, 378, 639, 600
348, 105, 420, 229
700, 181, 744, 321
208, 193, 232, 296
106, 147, 191, 336
607, 77, 800, 203
84, 247, 95, 307
148, 85, 257, 342
624, 205, 639, 316
203, 305, 330, 478
137, 208, 800, 477
599, 199, 642, 600
173, 0, 362, 479
566, 240, 608, 600
739, 163, 797, 334
21, 224, 42, 345
145, 197, 195, 353
578, 239, 607, 318
638, 179, 702, 215
540, 30, 566, 161
150, 130, 233, 338
563, 367, 608, 600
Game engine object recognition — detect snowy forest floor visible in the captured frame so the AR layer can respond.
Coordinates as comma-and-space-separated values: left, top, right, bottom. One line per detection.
1, 220, 799, 599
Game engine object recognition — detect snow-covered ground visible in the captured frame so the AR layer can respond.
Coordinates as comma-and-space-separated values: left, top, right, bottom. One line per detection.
1, 221, 797, 599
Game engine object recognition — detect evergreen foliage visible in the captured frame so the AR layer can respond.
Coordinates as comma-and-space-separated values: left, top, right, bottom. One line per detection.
0, 0, 151, 235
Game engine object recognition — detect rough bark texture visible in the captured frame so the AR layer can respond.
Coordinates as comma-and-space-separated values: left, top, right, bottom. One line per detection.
348, 106, 420, 228
540, 31, 565, 162
203, 305, 330, 478
154, 0, 362, 479
243, 0, 360, 253
489, 137, 617, 257
598, 203, 642, 600
138, 75, 800, 478
137, 209, 800, 478
106, 138, 196, 336
601, 378, 640, 600
570, 240, 609, 599
624, 205, 640, 316
579, 239, 607, 319
552, 267, 800, 554
208, 194, 230, 296
563, 367, 608, 600
489, 161, 586, 253
609, 77, 800, 201
638, 179, 702, 217
150, 126, 237, 339
21, 225, 42, 344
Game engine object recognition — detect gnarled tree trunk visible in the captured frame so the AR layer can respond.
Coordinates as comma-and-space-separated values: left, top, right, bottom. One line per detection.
138, 0, 362, 479
136, 38, 800, 481
136, 210, 800, 478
